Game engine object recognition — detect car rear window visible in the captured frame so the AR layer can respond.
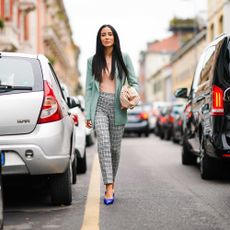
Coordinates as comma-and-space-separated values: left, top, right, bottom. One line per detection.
0, 56, 43, 95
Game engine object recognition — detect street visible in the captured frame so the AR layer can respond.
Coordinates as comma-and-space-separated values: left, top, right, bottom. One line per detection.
3, 134, 230, 230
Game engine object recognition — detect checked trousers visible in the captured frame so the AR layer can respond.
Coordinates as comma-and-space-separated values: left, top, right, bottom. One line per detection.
95, 92, 125, 185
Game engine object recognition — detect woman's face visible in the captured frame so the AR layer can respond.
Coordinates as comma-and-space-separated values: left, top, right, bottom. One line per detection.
100, 26, 114, 48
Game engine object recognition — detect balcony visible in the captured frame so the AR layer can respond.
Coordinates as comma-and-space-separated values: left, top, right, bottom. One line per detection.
19, 0, 36, 12
44, 26, 69, 67
0, 22, 19, 51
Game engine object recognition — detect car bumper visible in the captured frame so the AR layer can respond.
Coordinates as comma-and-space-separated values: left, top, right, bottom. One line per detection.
124, 121, 149, 133
0, 120, 73, 175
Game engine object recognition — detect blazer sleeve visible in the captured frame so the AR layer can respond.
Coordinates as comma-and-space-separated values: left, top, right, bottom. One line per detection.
124, 53, 139, 92
85, 58, 93, 120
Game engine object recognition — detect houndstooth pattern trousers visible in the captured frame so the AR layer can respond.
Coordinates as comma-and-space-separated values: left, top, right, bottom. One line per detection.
95, 92, 125, 185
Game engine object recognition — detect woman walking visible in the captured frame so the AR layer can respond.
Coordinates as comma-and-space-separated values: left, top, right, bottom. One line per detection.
85, 24, 139, 205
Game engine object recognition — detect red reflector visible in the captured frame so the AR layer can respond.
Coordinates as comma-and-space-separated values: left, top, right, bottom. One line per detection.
223, 154, 230, 158
211, 85, 224, 116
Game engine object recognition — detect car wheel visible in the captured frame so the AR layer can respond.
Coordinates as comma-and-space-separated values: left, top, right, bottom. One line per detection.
181, 137, 196, 165
86, 131, 96, 147
72, 153, 77, 184
50, 161, 72, 206
77, 149, 87, 174
200, 136, 221, 180
160, 129, 164, 139
145, 131, 149, 137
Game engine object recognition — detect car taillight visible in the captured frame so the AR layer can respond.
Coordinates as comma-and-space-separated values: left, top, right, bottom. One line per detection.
38, 80, 63, 124
168, 115, 174, 123
211, 85, 224, 116
178, 120, 182, 126
72, 114, 79, 126
185, 104, 192, 119
138, 112, 148, 120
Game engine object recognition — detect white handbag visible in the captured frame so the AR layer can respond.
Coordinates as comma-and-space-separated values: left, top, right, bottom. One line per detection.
120, 84, 140, 109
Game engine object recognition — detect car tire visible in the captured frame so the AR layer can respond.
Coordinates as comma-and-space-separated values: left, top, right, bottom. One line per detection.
181, 138, 196, 165
145, 131, 149, 137
200, 136, 221, 180
77, 149, 87, 174
50, 162, 72, 206
72, 154, 77, 184
86, 131, 95, 147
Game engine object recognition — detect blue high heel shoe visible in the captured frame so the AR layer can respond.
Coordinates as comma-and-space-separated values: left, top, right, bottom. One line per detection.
104, 192, 114, 205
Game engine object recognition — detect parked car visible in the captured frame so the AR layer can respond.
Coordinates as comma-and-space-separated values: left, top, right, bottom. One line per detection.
143, 102, 156, 133
69, 96, 87, 174
171, 102, 186, 144
124, 104, 150, 137
74, 95, 96, 147
161, 103, 185, 141
0, 52, 76, 205
175, 33, 230, 179
0, 152, 3, 230
154, 102, 171, 138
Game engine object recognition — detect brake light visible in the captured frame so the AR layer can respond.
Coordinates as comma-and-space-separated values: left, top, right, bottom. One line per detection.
178, 120, 182, 126
211, 85, 224, 116
72, 114, 79, 126
168, 115, 174, 123
185, 104, 192, 119
138, 112, 148, 120
38, 80, 63, 124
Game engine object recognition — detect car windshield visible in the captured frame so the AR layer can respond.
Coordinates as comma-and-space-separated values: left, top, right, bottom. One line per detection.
172, 104, 184, 114
128, 105, 143, 113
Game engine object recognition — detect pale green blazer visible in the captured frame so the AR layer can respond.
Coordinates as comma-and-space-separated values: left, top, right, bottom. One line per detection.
85, 53, 139, 127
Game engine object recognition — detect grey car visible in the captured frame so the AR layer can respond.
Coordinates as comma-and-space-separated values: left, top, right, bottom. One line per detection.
0, 52, 76, 206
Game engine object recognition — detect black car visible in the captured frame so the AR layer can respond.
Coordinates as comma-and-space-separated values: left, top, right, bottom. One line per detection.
175, 33, 230, 180
124, 104, 150, 137
161, 103, 185, 141
171, 103, 186, 144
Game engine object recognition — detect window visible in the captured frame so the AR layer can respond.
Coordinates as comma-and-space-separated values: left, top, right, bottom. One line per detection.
200, 46, 215, 84
218, 16, 223, 35
192, 51, 206, 90
0, 56, 43, 94
4, 0, 10, 18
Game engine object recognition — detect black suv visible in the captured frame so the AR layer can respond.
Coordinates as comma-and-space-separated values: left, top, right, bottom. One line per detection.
175, 33, 230, 180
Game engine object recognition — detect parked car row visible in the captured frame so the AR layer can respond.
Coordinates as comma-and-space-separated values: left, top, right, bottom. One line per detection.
175, 33, 230, 180
0, 52, 94, 229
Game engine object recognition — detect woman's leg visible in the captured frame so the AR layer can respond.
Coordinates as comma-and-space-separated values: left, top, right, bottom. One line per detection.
95, 107, 114, 186
110, 124, 125, 183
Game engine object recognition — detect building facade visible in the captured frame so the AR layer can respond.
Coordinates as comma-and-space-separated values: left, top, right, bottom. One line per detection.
171, 30, 207, 94
0, 0, 80, 94
207, 0, 230, 42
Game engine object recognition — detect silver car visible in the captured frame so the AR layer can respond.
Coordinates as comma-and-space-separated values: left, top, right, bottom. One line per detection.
0, 52, 76, 206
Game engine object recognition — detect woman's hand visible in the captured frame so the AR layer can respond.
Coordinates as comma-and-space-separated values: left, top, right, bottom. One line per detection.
86, 120, 92, 128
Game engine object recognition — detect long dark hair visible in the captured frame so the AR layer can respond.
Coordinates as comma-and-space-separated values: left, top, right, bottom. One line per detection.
92, 24, 128, 82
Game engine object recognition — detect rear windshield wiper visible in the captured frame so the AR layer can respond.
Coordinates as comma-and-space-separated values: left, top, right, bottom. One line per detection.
0, 84, 32, 92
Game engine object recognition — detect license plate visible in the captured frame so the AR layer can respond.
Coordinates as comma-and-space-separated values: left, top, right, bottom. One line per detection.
1, 151, 5, 166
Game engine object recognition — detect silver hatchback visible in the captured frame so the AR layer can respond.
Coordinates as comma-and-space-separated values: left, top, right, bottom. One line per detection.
0, 52, 76, 205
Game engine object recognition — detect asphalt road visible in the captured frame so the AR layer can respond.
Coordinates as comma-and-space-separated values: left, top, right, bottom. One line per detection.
4, 134, 230, 230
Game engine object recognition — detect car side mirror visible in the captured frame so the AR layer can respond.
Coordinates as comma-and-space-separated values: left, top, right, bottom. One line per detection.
67, 97, 78, 109
174, 88, 188, 99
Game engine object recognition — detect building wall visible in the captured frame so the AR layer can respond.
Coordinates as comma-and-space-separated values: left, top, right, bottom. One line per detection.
172, 34, 207, 93
207, 0, 230, 42
0, 0, 80, 95
143, 52, 171, 102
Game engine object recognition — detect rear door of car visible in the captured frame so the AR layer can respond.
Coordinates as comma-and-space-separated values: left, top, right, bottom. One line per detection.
0, 55, 44, 135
